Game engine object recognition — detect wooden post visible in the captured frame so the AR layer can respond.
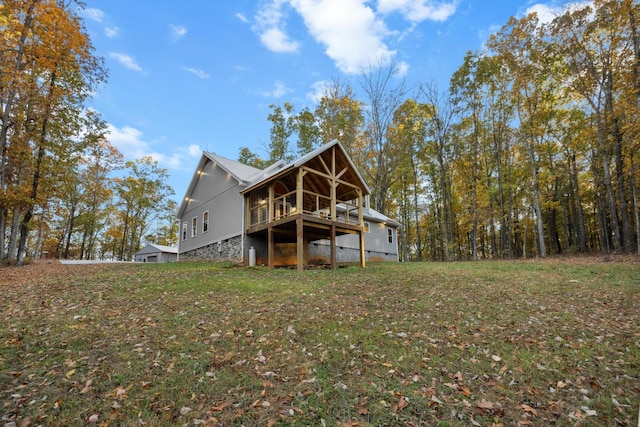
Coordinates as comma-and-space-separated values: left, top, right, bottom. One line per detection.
330, 147, 337, 220
296, 168, 304, 214
268, 226, 274, 268
268, 185, 274, 223
357, 189, 363, 226
296, 217, 304, 271
359, 229, 366, 268
330, 223, 337, 270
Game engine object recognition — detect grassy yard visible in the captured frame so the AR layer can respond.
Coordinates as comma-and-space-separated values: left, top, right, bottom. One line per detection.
1, 259, 638, 426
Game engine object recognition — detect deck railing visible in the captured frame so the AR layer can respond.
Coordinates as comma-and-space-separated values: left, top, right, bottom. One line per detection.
247, 189, 361, 229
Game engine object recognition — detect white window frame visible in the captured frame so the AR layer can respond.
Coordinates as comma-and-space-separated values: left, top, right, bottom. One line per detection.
192, 217, 197, 237
182, 222, 187, 241
203, 211, 209, 233
387, 227, 394, 244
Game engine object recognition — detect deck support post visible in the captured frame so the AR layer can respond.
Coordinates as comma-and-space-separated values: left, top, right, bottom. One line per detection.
359, 229, 366, 268
296, 217, 304, 272
330, 223, 337, 270
268, 226, 274, 268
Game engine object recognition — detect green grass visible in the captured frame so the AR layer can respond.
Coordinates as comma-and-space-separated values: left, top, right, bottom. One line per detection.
1, 260, 639, 426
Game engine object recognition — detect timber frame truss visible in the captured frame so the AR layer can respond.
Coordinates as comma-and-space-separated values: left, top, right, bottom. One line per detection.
243, 143, 368, 271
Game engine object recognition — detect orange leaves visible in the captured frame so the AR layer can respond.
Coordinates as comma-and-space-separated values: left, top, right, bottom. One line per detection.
391, 396, 409, 414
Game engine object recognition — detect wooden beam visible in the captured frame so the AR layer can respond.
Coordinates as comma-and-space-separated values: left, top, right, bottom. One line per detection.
301, 165, 362, 192
335, 166, 348, 180
318, 155, 331, 175
296, 216, 304, 272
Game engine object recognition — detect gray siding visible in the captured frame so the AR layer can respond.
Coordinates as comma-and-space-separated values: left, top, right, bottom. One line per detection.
178, 159, 245, 256
309, 221, 399, 263
135, 252, 178, 263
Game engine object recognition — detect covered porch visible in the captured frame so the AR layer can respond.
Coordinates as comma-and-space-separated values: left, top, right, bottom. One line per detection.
242, 142, 368, 271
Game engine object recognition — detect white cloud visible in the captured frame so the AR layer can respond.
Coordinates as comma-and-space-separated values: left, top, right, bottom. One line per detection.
84, 8, 105, 23
260, 81, 293, 98
162, 145, 203, 171
106, 124, 150, 159
236, 12, 249, 23
524, 1, 592, 25
105, 26, 119, 38
377, 0, 457, 22
260, 27, 301, 53
187, 144, 202, 157
395, 61, 409, 77
254, 0, 301, 53
170, 24, 187, 40
183, 67, 210, 79
109, 52, 143, 72
307, 80, 331, 103
291, 0, 395, 74
106, 124, 201, 172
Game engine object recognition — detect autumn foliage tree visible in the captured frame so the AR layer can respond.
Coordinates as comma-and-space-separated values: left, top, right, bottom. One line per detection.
0, 1, 177, 263
243, 0, 639, 260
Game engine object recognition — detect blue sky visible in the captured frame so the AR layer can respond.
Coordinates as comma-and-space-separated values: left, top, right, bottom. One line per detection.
82, 0, 577, 200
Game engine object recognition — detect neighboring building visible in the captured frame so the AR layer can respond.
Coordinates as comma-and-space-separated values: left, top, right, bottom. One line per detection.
135, 243, 178, 263
176, 140, 400, 270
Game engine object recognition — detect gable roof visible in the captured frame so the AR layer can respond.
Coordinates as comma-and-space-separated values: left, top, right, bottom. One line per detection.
177, 152, 262, 219
207, 152, 263, 183
136, 243, 178, 255
177, 140, 371, 219
241, 139, 370, 195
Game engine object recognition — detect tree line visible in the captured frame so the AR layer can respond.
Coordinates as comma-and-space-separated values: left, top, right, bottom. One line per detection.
240, 0, 640, 261
0, 0, 175, 264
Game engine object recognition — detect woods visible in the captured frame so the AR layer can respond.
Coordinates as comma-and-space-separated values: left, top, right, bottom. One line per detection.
2, 0, 639, 264
0, 0, 174, 263
242, 0, 640, 261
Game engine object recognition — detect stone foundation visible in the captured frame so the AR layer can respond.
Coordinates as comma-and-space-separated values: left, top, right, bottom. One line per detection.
180, 235, 243, 262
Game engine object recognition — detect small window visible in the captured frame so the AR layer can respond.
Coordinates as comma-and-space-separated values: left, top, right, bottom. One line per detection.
363, 222, 370, 233
192, 217, 197, 237
203, 211, 209, 233
387, 227, 394, 244
182, 222, 187, 240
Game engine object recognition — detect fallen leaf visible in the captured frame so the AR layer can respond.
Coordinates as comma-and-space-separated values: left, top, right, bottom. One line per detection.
391, 397, 409, 414
519, 403, 537, 416
211, 402, 228, 411
476, 399, 495, 410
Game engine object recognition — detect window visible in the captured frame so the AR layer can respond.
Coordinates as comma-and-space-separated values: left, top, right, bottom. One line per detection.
203, 211, 209, 233
182, 222, 187, 241
387, 227, 394, 244
363, 221, 370, 233
192, 217, 197, 237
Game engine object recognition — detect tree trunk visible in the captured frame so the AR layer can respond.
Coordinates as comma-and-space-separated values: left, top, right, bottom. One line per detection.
527, 139, 546, 258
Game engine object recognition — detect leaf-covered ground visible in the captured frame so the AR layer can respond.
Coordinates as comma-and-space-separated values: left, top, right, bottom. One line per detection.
1, 258, 639, 426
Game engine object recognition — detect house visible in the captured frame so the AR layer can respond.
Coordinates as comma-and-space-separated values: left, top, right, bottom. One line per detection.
135, 243, 178, 263
176, 140, 400, 270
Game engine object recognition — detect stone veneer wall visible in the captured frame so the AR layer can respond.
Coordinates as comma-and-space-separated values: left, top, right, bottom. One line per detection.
180, 235, 243, 262
308, 241, 397, 263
